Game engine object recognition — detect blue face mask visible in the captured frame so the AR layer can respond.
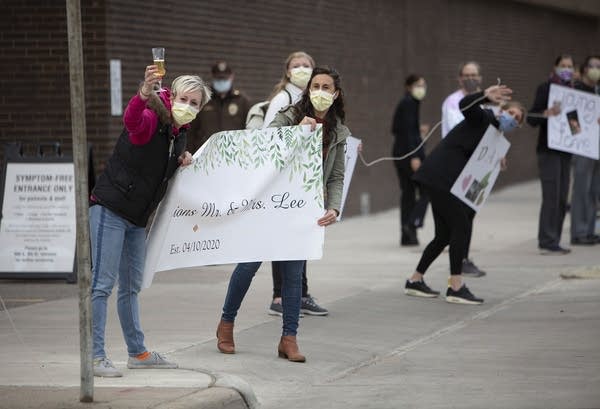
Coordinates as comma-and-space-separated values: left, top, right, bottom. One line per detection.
498, 111, 518, 133
213, 79, 232, 94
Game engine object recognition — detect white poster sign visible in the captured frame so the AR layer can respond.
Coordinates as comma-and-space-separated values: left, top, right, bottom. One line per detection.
548, 84, 600, 159
110, 59, 122, 116
143, 125, 325, 288
0, 163, 76, 272
451, 126, 510, 212
338, 136, 361, 220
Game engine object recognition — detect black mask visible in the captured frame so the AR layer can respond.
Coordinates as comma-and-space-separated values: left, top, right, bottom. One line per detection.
461, 78, 481, 94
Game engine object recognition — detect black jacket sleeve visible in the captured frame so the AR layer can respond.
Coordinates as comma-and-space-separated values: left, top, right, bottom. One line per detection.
392, 96, 422, 159
459, 91, 490, 127
527, 82, 549, 128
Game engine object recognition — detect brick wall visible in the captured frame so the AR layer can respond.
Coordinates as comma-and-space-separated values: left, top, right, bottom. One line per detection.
1, 0, 598, 217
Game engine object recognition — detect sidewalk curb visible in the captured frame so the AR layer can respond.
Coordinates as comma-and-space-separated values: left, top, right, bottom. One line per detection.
215, 373, 259, 409
153, 386, 250, 409
559, 265, 600, 279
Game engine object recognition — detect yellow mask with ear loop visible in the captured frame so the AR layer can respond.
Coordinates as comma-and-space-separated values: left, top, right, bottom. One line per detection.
310, 90, 336, 111
171, 102, 199, 125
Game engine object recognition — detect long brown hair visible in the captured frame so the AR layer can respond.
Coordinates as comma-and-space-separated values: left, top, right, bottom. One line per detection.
293, 67, 346, 148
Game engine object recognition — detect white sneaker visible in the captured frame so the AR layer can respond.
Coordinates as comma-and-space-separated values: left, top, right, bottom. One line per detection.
93, 357, 122, 377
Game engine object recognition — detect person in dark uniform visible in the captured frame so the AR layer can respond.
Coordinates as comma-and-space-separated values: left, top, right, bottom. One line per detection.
187, 60, 251, 153
404, 84, 525, 305
391, 73, 429, 246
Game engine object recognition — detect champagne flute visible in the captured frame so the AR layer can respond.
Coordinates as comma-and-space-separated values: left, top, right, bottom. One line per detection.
151, 47, 166, 92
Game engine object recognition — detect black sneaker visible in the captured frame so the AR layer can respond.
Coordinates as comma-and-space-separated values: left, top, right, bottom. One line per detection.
404, 279, 440, 298
446, 285, 484, 305
301, 295, 328, 316
462, 259, 486, 277
539, 245, 571, 255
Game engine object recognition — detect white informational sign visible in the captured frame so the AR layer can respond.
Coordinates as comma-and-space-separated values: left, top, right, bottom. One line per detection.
451, 125, 510, 212
0, 163, 76, 272
548, 84, 600, 159
338, 136, 361, 220
110, 59, 122, 116
143, 125, 325, 288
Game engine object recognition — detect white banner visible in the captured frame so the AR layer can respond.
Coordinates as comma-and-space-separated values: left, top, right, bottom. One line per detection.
338, 136, 361, 220
143, 125, 325, 288
548, 84, 600, 159
0, 163, 76, 272
451, 125, 510, 212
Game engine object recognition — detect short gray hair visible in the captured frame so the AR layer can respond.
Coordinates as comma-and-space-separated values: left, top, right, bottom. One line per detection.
171, 75, 212, 107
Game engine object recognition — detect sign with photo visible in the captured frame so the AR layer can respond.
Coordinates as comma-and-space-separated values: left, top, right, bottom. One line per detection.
143, 125, 325, 288
451, 125, 510, 212
547, 84, 600, 159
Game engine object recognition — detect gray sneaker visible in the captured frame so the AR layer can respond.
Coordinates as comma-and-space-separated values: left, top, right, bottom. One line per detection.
462, 259, 486, 277
93, 357, 122, 377
268, 300, 304, 317
301, 295, 329, 316
127, 351, 178, 369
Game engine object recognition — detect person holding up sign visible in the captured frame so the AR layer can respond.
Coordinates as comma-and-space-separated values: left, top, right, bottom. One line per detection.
89, 66, 211, 377
570, 55, 600, 245
527, 54, 575, 255
216, 67, 349, 362
404, 85, 525, 305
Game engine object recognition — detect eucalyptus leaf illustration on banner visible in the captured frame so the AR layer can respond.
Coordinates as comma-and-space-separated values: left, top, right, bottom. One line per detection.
143, 125, 324, 288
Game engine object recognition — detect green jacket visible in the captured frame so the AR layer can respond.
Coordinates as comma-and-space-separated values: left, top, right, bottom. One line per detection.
269, 106, 349, 212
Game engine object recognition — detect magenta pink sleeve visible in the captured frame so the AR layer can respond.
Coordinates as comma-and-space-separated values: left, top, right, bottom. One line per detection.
123, 94, 159, 145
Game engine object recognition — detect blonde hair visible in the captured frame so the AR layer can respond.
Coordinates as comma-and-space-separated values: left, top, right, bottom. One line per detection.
269, 51, 316, 100
501, 101, 527, 125
171, 75, 212, 107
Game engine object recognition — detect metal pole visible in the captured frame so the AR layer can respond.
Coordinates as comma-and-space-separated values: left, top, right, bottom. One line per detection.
65, 0, 93, 402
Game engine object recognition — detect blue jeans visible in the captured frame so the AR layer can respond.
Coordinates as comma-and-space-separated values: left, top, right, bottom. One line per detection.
222, 260, 304, 336
89, 205, 147, 358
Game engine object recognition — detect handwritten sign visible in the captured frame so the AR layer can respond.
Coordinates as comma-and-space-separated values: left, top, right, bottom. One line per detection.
0, 163, 76, 272
548, 84, 600, 159
451, 125, 510, 212
143, 125, 325, 288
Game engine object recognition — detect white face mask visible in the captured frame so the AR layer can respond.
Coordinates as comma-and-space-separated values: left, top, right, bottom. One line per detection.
171, 102, 199, 125
411, 86, 426, 100
289, 67, 313, 89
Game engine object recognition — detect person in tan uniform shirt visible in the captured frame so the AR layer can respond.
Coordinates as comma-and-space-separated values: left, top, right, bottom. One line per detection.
187, 60, 251, 153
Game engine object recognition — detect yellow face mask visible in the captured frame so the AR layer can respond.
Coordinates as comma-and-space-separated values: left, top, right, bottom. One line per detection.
310, 89, 336, 112
290, 67, 312, 89
171, 102, 199, 125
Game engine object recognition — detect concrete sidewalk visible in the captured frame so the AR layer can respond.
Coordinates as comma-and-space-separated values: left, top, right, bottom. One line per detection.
1, 180, 599, 408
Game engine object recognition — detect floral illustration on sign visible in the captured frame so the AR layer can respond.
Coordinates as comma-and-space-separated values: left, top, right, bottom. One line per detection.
190, 126, 324, 207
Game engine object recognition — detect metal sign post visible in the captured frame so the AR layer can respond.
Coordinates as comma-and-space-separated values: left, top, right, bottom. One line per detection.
65, 0, 93, 401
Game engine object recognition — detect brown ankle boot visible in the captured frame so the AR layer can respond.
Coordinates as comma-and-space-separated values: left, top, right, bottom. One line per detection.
216, 319, 235, 354
277, 335, 306, 362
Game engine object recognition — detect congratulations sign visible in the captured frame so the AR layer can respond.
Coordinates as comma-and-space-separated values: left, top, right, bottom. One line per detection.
143, 125, 325, 287
548, 84, 600, 159
451, 125, 510, 212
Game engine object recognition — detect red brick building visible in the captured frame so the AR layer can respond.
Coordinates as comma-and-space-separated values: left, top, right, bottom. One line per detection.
1, 0, 599, 216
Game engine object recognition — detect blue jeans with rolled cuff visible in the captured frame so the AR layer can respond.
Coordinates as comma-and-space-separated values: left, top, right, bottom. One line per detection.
222, 260, 304, 336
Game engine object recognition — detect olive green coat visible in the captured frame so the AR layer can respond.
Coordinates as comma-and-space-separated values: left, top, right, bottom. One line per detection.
269, 106, 350, 212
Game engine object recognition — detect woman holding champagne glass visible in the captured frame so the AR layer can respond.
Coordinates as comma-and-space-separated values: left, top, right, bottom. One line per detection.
89, 57, 211, 377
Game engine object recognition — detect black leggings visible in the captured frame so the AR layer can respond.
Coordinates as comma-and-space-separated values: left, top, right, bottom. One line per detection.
273, 261, 308, 298
416, 186, 475, 275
